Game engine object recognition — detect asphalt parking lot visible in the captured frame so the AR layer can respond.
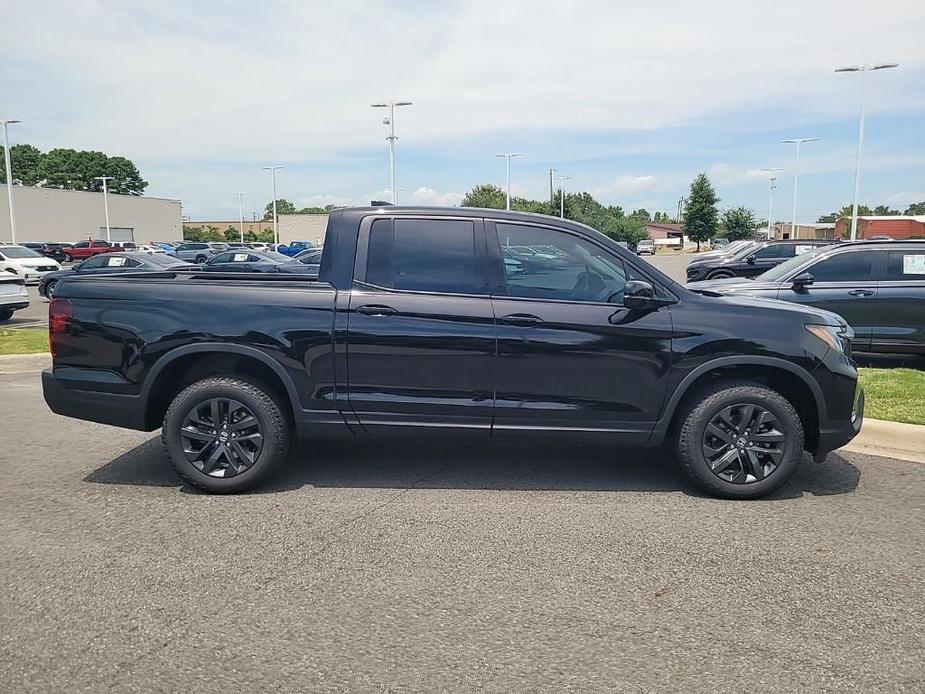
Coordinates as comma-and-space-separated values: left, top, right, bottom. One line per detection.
2, 368, 924, 692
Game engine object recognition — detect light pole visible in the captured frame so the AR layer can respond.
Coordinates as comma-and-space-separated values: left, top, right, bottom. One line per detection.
371, 100, 412, 204
760, 167, 784, 238
782, 138, 818, 238
836, 63, 899, 240
235, 192, 246, 242
1, 119, 22, 244
558, 173, 571, 219
262, 166, 283, 245
495, 153, 524, 210
93, 176, 113, 242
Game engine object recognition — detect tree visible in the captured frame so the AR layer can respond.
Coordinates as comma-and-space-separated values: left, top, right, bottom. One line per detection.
683, 173, 719, 251
630, 208, 651, 221
0, 144, 44, 185
817, 205, 871, 223
264, 198, 296, 219
872, 205, 900, 216
721, 206, 758, 241
461, 184, 506, 209
904, 202, 925, 215
32, 147, 147, 194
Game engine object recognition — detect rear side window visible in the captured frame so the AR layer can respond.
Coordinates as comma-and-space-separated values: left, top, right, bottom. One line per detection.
885, 251, 925, 280
365, 218, 481, 295
93, 241, 109, 247
808, 251, 877, 282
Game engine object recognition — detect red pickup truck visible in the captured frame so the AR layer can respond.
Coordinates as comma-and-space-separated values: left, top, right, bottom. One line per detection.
63, 240, 117, 262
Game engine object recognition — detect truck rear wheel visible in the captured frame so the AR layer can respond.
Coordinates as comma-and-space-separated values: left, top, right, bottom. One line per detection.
676, 381, 804, 499
162, 376, 291, 493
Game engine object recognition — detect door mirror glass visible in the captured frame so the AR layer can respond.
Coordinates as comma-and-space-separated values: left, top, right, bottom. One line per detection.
791, 272, 814, 289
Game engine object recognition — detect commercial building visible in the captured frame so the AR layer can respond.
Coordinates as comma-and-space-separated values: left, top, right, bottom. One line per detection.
834, 215, 925, 240
0, 184, 181, 244
771, 223, 837, 240
181, 214, 329, 245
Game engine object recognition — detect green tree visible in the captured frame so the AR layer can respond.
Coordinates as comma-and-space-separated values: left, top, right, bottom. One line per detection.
904, 202, 925, 215
721, 206, 758, 241
183, 226, 205, 241
264, 198, 296, 219
461, 184, 506, 209
0, 144, 44, 185
683, 173, 720, 251
630, 208, 651, 221
817, 205, 872, 223
34, 148, 147, 194
872, 204, 900, 216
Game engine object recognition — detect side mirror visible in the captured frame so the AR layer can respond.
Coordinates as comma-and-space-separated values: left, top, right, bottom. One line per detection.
791, 272, 814, 290
621, 280, 664, 310
746, 255, 756, 264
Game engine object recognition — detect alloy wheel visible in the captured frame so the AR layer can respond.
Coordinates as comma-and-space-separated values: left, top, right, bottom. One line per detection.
46, 280, 57, 298
180, 398, 264, 478
701, 403, 786, 484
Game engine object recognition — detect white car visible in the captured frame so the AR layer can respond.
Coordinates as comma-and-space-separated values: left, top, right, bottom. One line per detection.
0, 245, 63, 284
136, 244, 166, 255
0, 272, 29, 321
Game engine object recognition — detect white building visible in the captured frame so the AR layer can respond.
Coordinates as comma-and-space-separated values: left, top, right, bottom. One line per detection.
0, 184, 182, 244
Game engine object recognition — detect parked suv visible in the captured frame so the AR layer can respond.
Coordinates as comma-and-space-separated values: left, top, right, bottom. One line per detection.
63, 239, 116, 262
174, 242, 219, 264
43, 207, 864, 499
636, 239, 655, 255
686, 239, 836, 282
688, 240, 925, 354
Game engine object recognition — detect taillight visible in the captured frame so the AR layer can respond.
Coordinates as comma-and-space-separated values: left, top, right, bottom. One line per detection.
48, 298, 73, 357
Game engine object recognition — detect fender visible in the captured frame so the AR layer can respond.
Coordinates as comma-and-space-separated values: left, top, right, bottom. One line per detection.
140, 342, 303, 419
647, 355, 826, 446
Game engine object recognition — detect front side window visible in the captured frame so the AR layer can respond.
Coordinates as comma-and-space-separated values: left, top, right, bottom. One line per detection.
495, 223, 628, 303
365, 218, 480, 295
79, 255, 108, 269
211, 253, 235, 263
807, 251, 878, 282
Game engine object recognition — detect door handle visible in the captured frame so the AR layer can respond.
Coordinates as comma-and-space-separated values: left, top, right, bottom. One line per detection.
499, 313, 544, 327
847, 289, 874, 297
355, 304, 398, 316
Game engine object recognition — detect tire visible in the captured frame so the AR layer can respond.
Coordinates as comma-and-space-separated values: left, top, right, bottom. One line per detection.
676, 381, 804, 499
0, 309, 13, 321
706, 270, 734, 280
162, 376, 291, 493
44, 280, 58, 299
195, 255, 207, 264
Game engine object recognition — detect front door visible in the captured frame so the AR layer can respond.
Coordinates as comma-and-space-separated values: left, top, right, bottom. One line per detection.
346, 216, 496, 435
487, 221, 674, 443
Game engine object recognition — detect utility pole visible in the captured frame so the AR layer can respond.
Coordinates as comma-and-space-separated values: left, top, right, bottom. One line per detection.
760, 168, 784, 238
2, 119, 22, 244
549, 168, 555, 204
93, 176, 113, 242
558, 173, 571, 219
235, 192, 246, 242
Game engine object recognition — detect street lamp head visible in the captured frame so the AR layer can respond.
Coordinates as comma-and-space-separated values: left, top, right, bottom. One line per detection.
782, 138, 818, 144
836, 63, 898, 72
370, 103, 388, 108
0, 119, 22, 125
394, 101, 413, 107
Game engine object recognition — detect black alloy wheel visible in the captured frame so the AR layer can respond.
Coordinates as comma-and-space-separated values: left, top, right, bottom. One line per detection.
701, 403, 785, 484
180, 397, 264, 478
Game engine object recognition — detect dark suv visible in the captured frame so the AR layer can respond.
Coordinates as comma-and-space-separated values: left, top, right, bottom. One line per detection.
686, 239, 837, 282
688, 240, 925, 354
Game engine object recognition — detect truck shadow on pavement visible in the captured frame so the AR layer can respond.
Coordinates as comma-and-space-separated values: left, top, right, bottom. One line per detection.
85, 437, 860, 500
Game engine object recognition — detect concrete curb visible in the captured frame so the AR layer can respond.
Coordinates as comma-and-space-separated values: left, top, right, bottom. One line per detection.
1, 352, 923, 464
0, 352, 51, 374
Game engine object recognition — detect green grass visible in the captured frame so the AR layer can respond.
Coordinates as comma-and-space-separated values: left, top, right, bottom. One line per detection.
0, 327, 48, 355
859, 368, 925, 425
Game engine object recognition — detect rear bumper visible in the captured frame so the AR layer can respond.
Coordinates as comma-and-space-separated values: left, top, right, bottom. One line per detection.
42, 369, 150, 430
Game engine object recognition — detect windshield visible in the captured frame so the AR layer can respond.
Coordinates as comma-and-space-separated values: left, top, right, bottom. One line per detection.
0, 246, 43, 258
755, 246, 829, 282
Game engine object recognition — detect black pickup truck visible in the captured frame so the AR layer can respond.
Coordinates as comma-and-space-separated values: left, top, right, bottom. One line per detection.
43, 207, 864, 498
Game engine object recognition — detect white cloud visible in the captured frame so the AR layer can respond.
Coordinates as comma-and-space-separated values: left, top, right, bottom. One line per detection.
593, 175, 658, 198
409, 187, 464, 207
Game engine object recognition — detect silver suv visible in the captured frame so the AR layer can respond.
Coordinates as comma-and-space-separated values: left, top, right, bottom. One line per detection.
174, 243, 217, 264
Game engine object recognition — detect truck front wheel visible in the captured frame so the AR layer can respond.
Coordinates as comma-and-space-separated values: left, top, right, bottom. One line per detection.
162, 376, 291, 493
676, 381, 804, 499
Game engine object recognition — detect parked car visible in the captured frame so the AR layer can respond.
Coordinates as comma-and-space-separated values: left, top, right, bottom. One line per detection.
687, 240, 925, 354
63, 239, 117, 262
712, 238, 730, 249
636, 239, 655, 255
276, 240, 316, 257
173, 242, 220, 264
290, 248, 323, 273
224, 242, 248, 249
685, 239, 836, 282
0, 272, 28, 321
201, 250, 313, 274
246, 242, 271, 251
208, 242, 230, 253
0, 245, 63, 283
151, 242, 178, 257
111, 242, 138, 251
690, 239, 760, 264
43, 206, 863, 499
38, 252, 191, 298
38, 242, 75, 262
136, 244, 166, 255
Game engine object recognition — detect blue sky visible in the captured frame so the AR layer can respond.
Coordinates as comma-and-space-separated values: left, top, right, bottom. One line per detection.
3, 1, 924, 221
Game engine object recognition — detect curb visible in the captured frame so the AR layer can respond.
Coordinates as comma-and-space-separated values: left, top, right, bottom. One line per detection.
1, 352, 923, 464
0, 352, 51, 374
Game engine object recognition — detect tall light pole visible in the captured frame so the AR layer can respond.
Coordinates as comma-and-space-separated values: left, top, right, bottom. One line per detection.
1, 119, 22, 244
782, 138, 818, 238
760, 167, 784, 238
262, 166, 283, 245
558, 174, 571, 219
836, 63, 899, 240
495, 153, 524, 210
371, 100, 413, 204
234, 192, 246, 242
93, 176, 113, 242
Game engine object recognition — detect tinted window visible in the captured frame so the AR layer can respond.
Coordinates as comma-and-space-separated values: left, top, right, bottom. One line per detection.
808, 251, 876, 282
496, 223, 629, 303
211, 253, 236, 263
753, 244, 787, 259
103, 256, 141, 268
79, 255, 108, 269
75, 241, 90, 248
885, 250, 925, 281
365, 218, 480, 295
93, 241, 109, 247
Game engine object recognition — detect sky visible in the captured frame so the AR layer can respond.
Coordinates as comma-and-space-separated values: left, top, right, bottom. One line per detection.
2, 0, 924, 222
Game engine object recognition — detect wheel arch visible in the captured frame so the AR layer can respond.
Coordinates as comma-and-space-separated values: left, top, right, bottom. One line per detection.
650, 356, 825, 452
141, 343, 300, 430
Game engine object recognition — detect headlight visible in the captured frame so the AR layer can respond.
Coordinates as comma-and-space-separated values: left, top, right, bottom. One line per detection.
805, 324, 851, 353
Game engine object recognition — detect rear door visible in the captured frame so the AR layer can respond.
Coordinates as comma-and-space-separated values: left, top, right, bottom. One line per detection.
346, 215, 496, 435
873, 249, 925, 352
487, 220, 674, 442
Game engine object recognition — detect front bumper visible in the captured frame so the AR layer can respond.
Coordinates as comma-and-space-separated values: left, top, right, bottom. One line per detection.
815, 385, 865, 460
